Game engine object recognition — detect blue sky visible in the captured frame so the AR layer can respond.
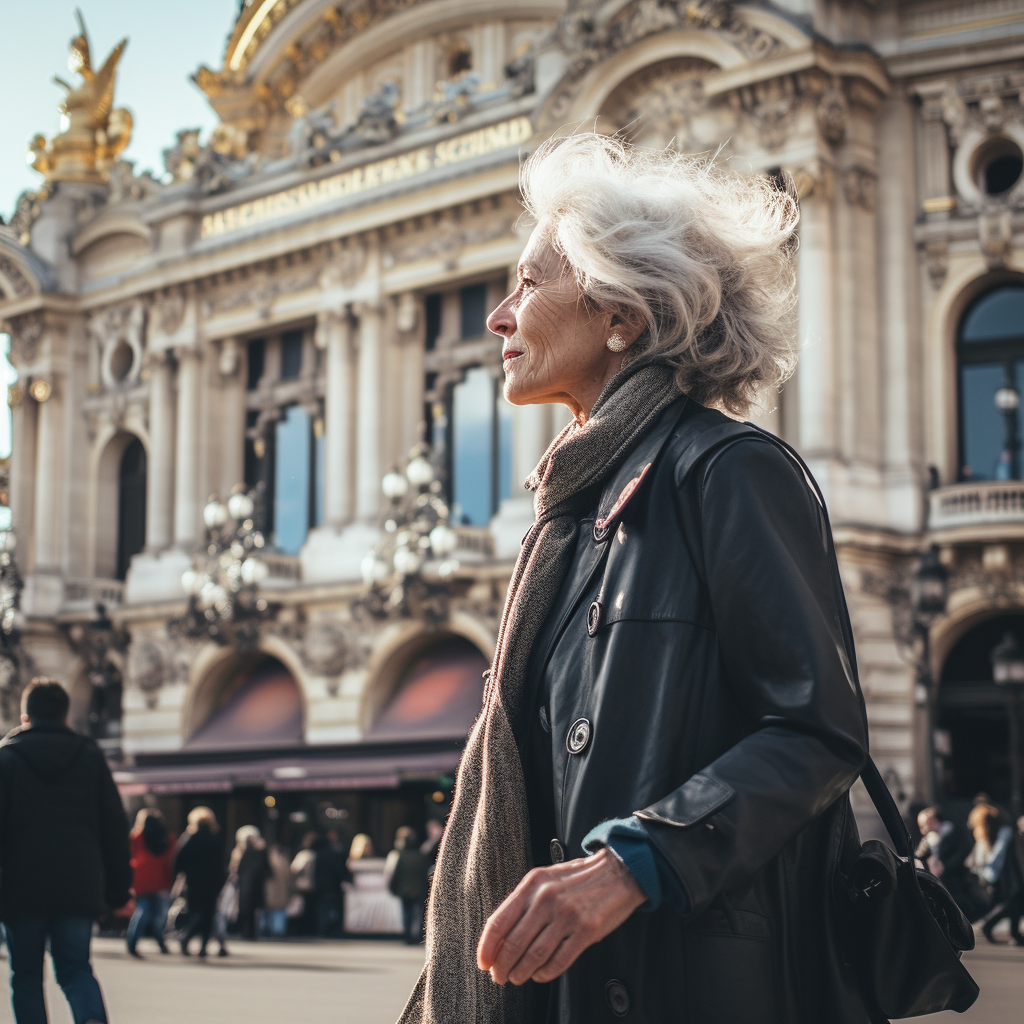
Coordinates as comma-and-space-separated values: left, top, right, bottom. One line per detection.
1, 0, 239, 219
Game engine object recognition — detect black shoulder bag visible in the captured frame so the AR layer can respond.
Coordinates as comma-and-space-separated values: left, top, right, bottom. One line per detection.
745, 426, 980, 1019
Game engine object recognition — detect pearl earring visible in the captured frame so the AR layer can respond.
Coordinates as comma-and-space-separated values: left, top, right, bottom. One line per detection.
606, 333, 627, 353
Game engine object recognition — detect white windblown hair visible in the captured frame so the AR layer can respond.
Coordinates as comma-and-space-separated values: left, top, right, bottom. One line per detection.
520, 133, 800, 415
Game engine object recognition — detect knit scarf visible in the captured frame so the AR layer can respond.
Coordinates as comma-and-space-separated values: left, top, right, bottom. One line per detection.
398, 362, 680, 1024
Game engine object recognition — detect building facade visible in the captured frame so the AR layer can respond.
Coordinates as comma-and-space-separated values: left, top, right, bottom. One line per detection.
1, 0, 1023, 849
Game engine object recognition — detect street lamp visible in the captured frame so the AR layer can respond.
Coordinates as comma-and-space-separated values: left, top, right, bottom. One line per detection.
994, 374, 1020, 480
991, 630, 1024, 818
358, 444, 463, 622
0, 526, 25, 720
168, 485, 273, 647
911, 544, 949, 801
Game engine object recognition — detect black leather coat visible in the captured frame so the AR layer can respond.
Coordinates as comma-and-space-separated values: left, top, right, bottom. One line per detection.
521, 398, 874, 1024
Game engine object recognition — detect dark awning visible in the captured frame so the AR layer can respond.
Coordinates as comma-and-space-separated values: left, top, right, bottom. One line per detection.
112, 739, 463, 796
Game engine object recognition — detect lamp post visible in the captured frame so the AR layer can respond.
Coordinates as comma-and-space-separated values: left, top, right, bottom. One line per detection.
359, 444, 463, 623
167, 485, 272, 647
65, 603, 130, 743
991, 630, 1024, 819
994, 374, 1020, 480
910, 544, 950, 801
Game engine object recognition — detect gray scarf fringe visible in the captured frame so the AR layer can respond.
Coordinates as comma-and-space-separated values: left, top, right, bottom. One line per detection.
399, 363, 680, 1024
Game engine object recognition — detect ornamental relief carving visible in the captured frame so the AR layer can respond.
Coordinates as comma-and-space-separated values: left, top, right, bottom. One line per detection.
540, 0, 785, 130
0, 254, 33, 299
201, 266, 323, 320
6, 312, 44, 365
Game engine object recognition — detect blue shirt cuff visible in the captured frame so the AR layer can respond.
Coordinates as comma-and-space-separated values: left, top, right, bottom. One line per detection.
582, 816, 690, 916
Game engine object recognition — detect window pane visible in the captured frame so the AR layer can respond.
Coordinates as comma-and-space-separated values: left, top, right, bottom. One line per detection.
425, 294, 442, 351
280, 329, 304, 379
274, 405, 311, 553
452, 367, 494, 525
960, 286, 1024, 343
460, 283, 488, 340
246, 338, 265, 390
960, 362, 1017, 480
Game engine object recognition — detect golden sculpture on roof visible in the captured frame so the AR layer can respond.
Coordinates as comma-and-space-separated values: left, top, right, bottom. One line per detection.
28, 10, 133, 185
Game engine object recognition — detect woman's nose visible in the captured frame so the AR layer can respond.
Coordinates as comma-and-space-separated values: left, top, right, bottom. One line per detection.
487, 296, 516, 337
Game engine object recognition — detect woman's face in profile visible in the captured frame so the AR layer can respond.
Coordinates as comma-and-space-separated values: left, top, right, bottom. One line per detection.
486, 224, 621, 417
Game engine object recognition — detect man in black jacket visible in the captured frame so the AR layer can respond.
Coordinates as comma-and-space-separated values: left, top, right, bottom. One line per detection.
0, 678, 131, 1024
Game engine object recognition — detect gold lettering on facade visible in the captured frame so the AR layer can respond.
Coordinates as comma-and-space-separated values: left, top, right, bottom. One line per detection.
200, 118, 533, 239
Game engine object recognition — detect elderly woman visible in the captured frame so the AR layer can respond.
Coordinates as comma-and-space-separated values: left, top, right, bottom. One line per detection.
399, 134, 869, 1024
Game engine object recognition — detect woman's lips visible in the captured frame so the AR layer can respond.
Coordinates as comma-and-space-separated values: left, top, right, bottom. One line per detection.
502, 348, 523, 366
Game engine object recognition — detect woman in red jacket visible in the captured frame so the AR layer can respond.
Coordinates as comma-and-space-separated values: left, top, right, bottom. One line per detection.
126, 809, 175, 957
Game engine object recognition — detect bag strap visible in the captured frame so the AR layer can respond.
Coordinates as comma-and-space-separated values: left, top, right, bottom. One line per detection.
745, 426, 916, 862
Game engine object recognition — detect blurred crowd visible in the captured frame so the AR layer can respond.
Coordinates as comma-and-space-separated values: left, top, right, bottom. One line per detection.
914, 796, 1024, 945
123, 808, 444, 957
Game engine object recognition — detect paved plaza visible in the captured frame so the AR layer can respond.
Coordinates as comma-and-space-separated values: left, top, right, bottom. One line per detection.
0, 934, 1020, 1023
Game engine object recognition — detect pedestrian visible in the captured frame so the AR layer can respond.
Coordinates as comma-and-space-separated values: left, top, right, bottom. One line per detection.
126, 809, 175, 957
348, 832, 374, 860
290, 831, 319, 935
314, 828, 352, 937
385, 827, 429, 944
232, 825, 270, 941
173, 806, 228, 957
420, 819, 443, 876
262, 842, 292, 938
914, 805, 979, 917
399, 134, 876, 1024
968, 803, 1024, 945
0, 677, 131, 1024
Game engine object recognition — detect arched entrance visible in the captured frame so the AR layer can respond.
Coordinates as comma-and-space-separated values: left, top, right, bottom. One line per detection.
95, 430, 146, 580
937, 613, 1020, 804
364, 634, 488, 741
117, 437, 146, 579
186, 652, 304, 749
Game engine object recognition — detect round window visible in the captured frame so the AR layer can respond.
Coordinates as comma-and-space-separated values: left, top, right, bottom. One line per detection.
972, 136, 1024, 197
108, 339, 134, 382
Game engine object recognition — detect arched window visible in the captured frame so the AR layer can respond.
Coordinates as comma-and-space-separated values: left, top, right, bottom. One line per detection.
957, 284, 1024, 481
116, 437, 146, 579
365, 636, 487, 740
186, 654, 303, 749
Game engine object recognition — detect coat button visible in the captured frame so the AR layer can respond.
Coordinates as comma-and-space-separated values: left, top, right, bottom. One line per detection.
566, 717, 591, 755
605, 979, 630, 1016
587, 601, 601, 636
549, 839, 565, 864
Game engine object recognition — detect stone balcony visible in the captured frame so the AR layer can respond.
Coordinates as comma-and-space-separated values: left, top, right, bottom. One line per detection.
928, 481, 1024, 536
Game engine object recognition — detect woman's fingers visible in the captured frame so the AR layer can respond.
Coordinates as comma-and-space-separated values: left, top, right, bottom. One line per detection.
531, 934, 584, 984
477, 867, 546, 970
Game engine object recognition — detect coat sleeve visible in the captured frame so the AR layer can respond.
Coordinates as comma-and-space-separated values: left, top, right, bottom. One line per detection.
636, 437, 868, 917
95, 748, 133, 908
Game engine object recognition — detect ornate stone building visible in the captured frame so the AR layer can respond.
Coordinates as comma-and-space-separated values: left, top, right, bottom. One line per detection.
1, 0, 1023, 847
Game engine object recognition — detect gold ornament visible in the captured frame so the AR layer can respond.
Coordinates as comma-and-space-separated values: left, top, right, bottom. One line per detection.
29, 379, 52, 403
28, 10, 133, 185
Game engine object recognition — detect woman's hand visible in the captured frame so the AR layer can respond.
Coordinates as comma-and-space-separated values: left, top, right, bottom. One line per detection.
477, 847, 646, 986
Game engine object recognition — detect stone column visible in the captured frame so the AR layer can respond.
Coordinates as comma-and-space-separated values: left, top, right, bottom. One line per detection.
9, 396, 38, 571
173, 347, 201, 547
218, 338, 245, 496
794, 171, 837, 462
145, 352, 175, 552
355, 302, 384, 521
318, 309, 355, 526
32, 377, 64, 572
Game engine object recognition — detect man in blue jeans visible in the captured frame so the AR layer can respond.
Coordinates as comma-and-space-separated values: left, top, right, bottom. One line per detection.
0, 678, 131, 1023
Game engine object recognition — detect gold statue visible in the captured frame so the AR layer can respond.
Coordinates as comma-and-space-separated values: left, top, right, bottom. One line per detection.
28, 10, 133, 184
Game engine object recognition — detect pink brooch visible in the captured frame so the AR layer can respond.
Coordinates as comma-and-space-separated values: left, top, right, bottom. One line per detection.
595, 463, 652, 532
